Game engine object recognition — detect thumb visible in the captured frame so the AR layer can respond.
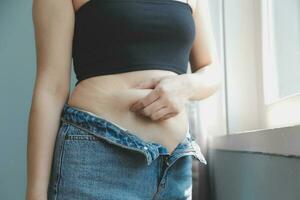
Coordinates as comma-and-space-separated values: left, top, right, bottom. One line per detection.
134, 78, 161, 89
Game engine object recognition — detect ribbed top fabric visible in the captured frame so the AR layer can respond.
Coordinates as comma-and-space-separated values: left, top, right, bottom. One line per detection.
72, 0, 195, 86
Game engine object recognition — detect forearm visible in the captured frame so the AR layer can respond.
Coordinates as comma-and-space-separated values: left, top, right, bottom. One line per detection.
182, 63, 223, 101
26, 89, 68, 199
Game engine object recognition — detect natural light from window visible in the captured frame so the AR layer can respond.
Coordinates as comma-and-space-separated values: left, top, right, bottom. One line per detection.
262, 0, 300, 104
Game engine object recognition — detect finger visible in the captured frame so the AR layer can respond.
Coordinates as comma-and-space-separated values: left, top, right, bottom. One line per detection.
159, 112, 177, 121
130, 89, 161, 112
150, 107, 173, 121
139, 98, 166, 117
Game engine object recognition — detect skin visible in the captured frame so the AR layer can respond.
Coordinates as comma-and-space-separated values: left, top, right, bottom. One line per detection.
26, 0, 222, 199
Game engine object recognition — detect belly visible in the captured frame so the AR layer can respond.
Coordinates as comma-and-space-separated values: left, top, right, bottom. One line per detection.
66, 70, 190, 154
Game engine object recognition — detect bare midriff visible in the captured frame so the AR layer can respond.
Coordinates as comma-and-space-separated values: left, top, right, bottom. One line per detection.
67, 69, 190, 154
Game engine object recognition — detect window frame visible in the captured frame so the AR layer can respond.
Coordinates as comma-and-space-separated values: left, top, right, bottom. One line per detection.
207, 0, 300, 157
261, 0, 300, 129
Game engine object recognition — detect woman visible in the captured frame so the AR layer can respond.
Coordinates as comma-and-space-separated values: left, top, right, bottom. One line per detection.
26, 0, 221, 199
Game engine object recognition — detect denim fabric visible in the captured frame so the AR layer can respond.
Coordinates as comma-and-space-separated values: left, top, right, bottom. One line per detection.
47, 103, 207, 200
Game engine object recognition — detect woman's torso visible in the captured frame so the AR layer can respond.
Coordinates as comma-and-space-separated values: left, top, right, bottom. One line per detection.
68, 0, 193, 154
67, 70, 190, 154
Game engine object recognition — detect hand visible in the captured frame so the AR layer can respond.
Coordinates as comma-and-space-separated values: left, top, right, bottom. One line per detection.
129, 75, 190, 121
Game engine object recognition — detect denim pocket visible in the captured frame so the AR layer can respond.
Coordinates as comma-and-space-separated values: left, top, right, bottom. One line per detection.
55, 124, 152, 199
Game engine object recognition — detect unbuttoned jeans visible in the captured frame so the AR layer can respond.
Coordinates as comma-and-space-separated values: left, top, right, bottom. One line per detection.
47, 103, 207, 200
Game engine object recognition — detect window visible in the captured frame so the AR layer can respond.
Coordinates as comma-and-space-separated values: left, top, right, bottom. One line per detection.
207, 0, 300, 156
262, 0, 300, 104
203, 0, 300, 137
261, 0, 300, 128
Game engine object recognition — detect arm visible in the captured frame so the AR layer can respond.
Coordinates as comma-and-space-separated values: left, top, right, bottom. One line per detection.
26, 0, 74, 199
185, 0, 222, 101
129, 0, 222, 120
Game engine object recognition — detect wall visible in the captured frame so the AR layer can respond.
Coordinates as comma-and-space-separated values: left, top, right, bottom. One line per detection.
208, 150, 300, 200
0, 1, 35, 199
0, 0, 76, 199
209, 124, 300, 200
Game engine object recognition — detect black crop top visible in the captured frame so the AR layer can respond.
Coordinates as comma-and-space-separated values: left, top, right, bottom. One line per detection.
72, 0, 195, 86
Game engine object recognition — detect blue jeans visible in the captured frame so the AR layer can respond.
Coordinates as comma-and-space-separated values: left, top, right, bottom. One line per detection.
47, 103, 207, 200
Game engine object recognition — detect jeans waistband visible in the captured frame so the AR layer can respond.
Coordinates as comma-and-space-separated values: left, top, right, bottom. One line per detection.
60, 103, 205, 166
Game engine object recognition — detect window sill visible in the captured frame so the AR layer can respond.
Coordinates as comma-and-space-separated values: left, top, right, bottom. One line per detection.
208, 124, 300, 157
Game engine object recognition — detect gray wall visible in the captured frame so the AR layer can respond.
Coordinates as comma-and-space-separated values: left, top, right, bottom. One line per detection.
208, 150, 300, 200
0, 1, 35, 199
0, 1, 76, 199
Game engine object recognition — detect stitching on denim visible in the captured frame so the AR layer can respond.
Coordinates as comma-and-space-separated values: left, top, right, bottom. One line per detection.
61, 118, 98, 136
65, 134, 99, 141
54, 123, 70, 200
60, 118, 151, 164
62, 104, 158, 148
60, 117, 148, 150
